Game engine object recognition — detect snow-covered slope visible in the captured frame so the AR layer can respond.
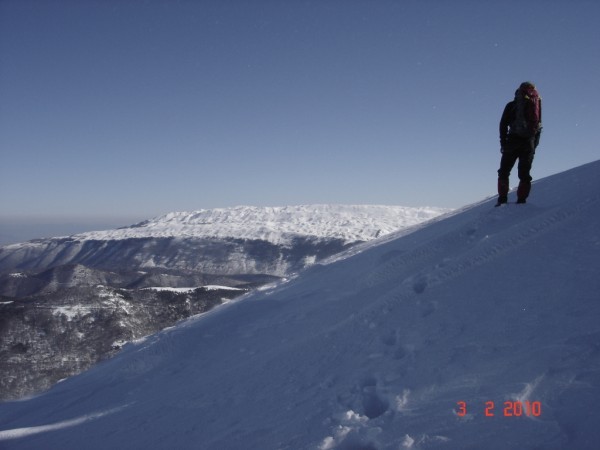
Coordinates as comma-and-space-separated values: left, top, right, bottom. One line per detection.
1, 161, 599, 449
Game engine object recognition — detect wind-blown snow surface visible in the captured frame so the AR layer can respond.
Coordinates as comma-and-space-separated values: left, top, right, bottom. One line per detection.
1, 161, 600, 449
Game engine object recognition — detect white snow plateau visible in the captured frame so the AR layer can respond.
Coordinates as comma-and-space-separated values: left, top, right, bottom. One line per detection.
52, 205, 447, 245
0, 161, 599, 449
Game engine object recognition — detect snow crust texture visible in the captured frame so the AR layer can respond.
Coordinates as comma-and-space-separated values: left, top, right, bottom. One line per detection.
1, 161, 600, 449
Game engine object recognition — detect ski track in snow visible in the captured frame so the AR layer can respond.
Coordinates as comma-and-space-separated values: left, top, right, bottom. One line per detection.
0, 405, 130, 441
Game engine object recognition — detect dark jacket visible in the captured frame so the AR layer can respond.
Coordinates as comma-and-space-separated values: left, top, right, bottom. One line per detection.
499, 99, 542, 149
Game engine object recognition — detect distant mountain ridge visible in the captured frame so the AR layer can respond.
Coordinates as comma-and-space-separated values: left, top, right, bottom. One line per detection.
10, 205, 447, 245
0, 205, 449, 276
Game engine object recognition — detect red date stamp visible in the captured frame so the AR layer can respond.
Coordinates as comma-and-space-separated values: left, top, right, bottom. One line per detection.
456, 400, 542, 417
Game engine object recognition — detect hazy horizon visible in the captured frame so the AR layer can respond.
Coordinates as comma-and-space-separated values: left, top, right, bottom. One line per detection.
0, 215, 146, 246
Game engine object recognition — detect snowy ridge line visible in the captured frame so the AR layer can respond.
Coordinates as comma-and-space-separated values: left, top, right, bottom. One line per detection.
142, 285, 245, 292
7, 205, 448, 247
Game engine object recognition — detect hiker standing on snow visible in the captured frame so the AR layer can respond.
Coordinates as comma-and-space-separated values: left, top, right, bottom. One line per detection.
497, 81, 542, 206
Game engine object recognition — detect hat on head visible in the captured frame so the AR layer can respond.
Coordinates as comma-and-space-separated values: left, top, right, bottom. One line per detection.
519, 81, 536, 91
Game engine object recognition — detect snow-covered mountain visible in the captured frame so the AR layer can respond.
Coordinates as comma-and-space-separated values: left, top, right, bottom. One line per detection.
1, 161, 599, 449
0, 205, 448, 276
0, 205, 447, 403
75, 205, 445, 244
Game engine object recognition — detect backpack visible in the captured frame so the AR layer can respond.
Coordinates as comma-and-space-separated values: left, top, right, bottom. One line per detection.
511, 82, 542, 138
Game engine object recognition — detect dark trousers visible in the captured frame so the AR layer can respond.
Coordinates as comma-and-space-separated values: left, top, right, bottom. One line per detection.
497, 135, 535, 201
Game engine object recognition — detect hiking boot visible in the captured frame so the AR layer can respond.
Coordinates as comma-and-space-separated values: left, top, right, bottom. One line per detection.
495, 196, 508, 207
517, 181, 531, 203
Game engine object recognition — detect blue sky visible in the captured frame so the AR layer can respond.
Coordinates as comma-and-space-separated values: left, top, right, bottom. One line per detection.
1, 0, 599, 240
